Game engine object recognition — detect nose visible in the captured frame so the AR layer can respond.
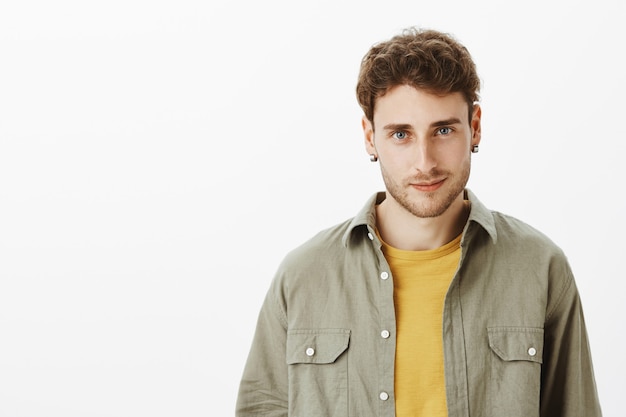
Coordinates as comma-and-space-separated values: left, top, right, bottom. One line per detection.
412, 140, 437, 173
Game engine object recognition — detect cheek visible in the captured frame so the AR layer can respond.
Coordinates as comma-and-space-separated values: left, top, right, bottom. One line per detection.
380, 150, 412, 169
439, 142, 471, 162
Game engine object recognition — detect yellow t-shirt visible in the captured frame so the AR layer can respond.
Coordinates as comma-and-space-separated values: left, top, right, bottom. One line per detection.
380, 233, 462, 417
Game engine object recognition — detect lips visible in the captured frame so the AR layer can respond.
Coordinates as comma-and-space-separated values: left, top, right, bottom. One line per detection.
410, 178, 446, 192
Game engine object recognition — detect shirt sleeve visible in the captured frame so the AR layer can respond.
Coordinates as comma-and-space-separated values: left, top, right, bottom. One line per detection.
540, 263, 602, 417
236, 278, 289, 417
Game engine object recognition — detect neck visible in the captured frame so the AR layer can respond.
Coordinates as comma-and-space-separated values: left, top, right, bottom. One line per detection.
375, 193, 469, 251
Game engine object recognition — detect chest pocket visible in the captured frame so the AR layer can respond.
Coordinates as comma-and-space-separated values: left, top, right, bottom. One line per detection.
487, 327, 544, 417
286, 329, 350, 417
488, 327, 544, 364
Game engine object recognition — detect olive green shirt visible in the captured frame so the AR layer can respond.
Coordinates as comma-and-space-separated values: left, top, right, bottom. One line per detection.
236, 190, 602, 417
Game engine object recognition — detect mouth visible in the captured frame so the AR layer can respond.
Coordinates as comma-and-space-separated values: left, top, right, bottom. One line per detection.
410, 178, 446, 192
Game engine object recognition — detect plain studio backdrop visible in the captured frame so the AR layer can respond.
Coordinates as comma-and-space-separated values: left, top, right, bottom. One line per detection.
0, 1, 624, 416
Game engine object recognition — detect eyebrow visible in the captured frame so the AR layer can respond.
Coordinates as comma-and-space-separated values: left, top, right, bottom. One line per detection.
430, 117, 462, 128
382, 118, 463, 132
382, 123, 413, 131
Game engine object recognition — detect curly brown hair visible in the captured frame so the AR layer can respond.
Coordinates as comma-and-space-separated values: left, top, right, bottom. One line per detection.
356, 27, 480, 126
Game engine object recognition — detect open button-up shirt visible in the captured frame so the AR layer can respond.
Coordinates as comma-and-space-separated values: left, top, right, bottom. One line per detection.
236, 190, 602, 417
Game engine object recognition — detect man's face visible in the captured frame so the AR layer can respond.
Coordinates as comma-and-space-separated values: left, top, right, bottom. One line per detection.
363, 85, 481, 218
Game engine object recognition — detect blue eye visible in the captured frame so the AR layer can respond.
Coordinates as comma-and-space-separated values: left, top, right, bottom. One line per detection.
393, 131, 407, 140
438, 127, 452, 135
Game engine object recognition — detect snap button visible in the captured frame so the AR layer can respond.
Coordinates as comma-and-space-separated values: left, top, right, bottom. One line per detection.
380, 272, 389, 280
305, 347, 315, 357
380, 330, 390, 339
367, 232, 374, 241
379, 391, 389, 401
528, 347, 537, 357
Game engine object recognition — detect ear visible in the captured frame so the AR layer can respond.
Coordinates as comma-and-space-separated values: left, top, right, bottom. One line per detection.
470, 104, 482, 147
362, 116, 377, 156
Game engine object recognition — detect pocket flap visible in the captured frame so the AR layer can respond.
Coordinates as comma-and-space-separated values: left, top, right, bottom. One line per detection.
286, 329, 350, 365
487, 327, 544, 364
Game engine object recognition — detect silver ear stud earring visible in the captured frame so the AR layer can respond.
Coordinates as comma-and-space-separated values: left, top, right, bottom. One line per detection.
369, 154, 378, 162
471, 145, 479, 153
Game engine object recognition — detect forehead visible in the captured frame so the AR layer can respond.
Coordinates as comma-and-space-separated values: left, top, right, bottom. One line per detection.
373, 85, 468, 125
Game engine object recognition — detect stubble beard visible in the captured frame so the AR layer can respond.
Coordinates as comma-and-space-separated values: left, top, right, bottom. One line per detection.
380, 159, 471, 219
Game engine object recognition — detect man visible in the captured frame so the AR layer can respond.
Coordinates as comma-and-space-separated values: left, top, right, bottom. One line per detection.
236, 27, 602, 417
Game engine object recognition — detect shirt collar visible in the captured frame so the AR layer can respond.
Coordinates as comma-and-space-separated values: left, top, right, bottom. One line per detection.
463, 188, 498, 244
342, 189, 498, 247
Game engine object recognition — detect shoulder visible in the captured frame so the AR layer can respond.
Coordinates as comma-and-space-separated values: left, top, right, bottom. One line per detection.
466, 189, 564, 259
490, 211, 565, 257
468, 206, 574, 285
485, 211, 574, 298
266, 217, 361, 308
278, 217, 354, 273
